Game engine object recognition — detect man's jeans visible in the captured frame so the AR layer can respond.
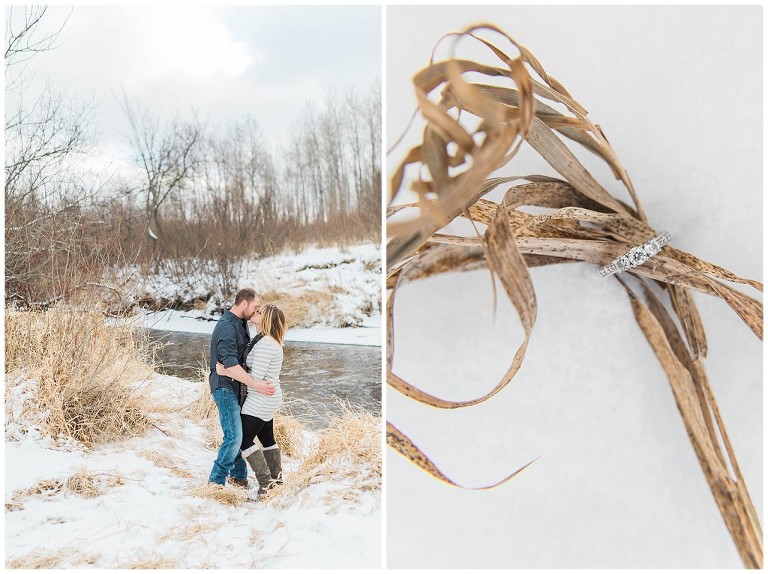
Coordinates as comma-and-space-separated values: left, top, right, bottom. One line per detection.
208, 387, 247, 485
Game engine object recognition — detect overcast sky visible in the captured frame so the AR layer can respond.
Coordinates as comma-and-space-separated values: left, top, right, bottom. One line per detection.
5, 5, 381, 177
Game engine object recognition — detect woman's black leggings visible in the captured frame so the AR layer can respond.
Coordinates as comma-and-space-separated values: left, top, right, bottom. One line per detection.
241, 413, 276, 450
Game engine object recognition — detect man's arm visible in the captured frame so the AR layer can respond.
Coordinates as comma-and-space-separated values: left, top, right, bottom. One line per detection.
216, 323, 241, 370
216, 363, 275, 396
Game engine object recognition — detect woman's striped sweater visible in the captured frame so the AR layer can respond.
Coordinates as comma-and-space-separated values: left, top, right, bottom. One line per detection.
241, 335, 284, 421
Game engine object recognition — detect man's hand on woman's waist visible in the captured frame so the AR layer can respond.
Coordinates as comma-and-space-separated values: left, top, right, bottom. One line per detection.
215, 362, 276, 396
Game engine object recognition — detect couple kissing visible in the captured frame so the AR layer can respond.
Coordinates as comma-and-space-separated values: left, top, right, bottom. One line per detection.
207, 287, 287, 500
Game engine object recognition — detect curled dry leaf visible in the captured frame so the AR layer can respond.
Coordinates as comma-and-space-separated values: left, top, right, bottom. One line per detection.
386, 422, 536, 489
386, 24, 762, 567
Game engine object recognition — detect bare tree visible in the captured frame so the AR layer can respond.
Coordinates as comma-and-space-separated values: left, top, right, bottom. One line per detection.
5, 5, 86, 197
122, 96, 203, 249
5, 5, 70, 93
4, 6, 110, 306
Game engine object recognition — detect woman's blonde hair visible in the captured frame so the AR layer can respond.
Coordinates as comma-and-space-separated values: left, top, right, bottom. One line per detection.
259, 304, 286, 345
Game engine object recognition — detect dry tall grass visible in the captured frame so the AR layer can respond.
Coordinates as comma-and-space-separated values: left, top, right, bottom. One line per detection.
118, 556, 178, 569
4, 307, 156, 447
302, 406, 380, 473
260, 289, 335, 329
273, 412, 310, 459
262, 405, 380, 507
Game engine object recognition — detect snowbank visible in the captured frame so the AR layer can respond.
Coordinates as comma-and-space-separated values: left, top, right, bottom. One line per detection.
125, 243, 381, 332
140, 309, 381, 347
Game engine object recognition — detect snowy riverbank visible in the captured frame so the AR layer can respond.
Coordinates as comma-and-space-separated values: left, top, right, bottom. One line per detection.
127, 243, 382, 333
140, 309, 382, 347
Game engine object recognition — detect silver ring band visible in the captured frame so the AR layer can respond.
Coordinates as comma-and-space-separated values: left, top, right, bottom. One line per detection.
598, 232, 671, 277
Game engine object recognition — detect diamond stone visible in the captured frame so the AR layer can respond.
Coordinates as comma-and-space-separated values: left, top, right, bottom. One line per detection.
644, 240, 659, 255
628, 246, 649, 266
617, 255, 630, 269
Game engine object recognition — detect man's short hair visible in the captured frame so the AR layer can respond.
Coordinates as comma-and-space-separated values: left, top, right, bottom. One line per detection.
234, 288, 258, 306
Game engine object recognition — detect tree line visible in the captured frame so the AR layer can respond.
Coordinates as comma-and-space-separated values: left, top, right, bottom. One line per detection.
5, 7, 381, 307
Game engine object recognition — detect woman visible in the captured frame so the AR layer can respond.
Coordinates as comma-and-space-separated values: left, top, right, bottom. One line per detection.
217, 303, 287, 498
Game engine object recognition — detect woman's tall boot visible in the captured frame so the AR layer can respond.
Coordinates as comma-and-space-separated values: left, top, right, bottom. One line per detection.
263, 446, 283, 485
242, 445, 275, 497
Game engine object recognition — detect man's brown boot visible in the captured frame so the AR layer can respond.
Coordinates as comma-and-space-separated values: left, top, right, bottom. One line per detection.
228, 477, 249, 489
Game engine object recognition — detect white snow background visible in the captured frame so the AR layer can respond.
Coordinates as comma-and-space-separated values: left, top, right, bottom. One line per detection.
386, 6, 762, 569
5, 243, 382, 568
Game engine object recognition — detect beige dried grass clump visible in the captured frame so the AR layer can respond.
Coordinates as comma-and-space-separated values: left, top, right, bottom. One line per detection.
19, 478, 64, 498
4, 307, 157, 447
5, 501, 24, 512
7, 549, 65, 569
188, 386, 218, 421
260, 289, 333, 329
302, 406, 380, 472
386, 24, 763, 568
9, 467, 125, 509
190, 482, 247, 507
65, 468, 103, 498
7, 548, 99, 569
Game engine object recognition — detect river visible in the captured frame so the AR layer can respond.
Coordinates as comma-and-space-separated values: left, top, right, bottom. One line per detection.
144, 329, 381, 430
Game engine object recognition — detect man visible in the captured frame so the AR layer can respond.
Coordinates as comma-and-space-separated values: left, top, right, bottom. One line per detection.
208, 287, 275, 487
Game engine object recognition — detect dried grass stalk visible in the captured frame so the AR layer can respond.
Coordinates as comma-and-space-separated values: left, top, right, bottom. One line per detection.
387, 422, 535, 489
119, 557, 178, 569
159, 521, 216, 543
141, 450, 193, 478
386, 24, 762, 568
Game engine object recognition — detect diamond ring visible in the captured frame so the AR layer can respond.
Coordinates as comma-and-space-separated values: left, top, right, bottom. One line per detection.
598, 232, 671, 277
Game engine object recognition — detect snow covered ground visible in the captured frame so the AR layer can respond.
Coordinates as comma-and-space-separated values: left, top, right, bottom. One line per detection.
5, 374, 381, 569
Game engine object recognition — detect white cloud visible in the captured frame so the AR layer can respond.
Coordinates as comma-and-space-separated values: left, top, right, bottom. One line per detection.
123, 6, 253, 86
7, 5, 379, 154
